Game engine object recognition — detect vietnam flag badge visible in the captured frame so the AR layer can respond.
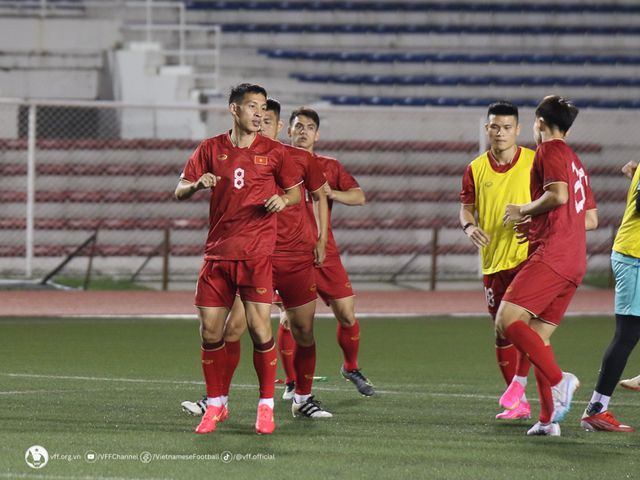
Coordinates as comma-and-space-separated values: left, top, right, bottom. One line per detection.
254, 155, 269, 165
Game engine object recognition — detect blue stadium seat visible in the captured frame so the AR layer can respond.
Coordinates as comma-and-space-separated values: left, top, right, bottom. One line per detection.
258, 49, 640, 66
222, 24, 640, 35
292, 73, 640, 88
187, 1, 640, 14
320, 96, 640, 109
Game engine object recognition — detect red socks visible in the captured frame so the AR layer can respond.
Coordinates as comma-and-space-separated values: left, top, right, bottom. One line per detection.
253, 338, 277, 399
503, 321, 563, 385
294, 343, 316, 395
495, 343, 518, 385
534, 348, 556, 423
337, 320, 360, 371
516, 349, 531, 378
201, 341, 226, 398
222, 340, 241, 397
277, 323, 297, 384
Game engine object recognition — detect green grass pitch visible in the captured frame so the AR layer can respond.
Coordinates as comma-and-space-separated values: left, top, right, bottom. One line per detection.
1, 315, 639, 479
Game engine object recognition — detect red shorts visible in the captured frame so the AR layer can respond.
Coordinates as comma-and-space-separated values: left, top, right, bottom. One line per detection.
273, 254, 317, 310
483, 264, 524, 319
315, 255, 354, 305
502, 260, 577, 326
195, 256, 273, 309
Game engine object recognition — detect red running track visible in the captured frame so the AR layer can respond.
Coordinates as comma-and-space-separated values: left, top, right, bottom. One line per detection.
0, 288, 614, 318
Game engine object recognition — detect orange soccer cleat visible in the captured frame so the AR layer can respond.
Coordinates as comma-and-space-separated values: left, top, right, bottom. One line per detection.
581, 410, 635, 432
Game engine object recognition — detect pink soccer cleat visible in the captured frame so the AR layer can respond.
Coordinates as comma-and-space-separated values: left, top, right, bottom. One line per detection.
496, 400, 531, 420
499, 380, 525, 410
195, 405, 227, 434
255, 404, 275, 435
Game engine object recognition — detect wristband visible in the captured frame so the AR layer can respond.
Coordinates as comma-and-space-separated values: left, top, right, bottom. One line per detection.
462, 222, 475, 233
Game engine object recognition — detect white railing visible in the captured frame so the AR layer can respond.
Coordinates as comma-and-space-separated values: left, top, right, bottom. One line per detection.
0, 0, 221, 93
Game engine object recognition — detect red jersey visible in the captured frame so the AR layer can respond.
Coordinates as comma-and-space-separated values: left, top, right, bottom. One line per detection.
306, 154, 360, 258
274, 145, 327, 255
527, 139, 596, 285
180, 132, 302, 261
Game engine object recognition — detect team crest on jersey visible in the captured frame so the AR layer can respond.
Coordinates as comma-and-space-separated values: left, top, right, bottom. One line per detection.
254, 155, 269, 165
256, 287, 268, 295
217, 154, 228, 161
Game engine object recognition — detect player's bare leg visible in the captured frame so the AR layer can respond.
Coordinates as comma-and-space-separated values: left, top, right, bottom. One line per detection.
287, 300, 332, 418
182, 297, 247, 417
195, 306, 230, 434
244, 301, 277, 434
221, 296, 247, 408
330, 296, 375, 396
276, 305, 297, 399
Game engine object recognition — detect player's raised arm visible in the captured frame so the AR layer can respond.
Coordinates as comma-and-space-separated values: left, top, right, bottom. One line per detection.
175, 173, 221, 200
504, 182, 568, 225
264, 185, 301, 213
324, 184, 365, 206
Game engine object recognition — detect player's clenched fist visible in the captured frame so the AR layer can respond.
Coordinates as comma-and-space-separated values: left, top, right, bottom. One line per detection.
264, 194, 288, 213
503, 203, 525, 226
196, 173, 221, 190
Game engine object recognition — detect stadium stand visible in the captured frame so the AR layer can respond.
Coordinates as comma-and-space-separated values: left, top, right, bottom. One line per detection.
0, 1, 635, 281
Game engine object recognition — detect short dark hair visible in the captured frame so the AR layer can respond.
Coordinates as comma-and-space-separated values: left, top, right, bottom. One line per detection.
289, 107, 320, 128
535, 95, 579, 133
228, 83, 267, 105
487, 101, 519, 121
266, 98, 281, 119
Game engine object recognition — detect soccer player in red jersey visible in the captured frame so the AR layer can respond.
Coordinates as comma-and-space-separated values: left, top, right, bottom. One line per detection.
497, 96, 598, 436
222, 98, 333, 418
175, 84, 302, 435
281, 107, 375, 396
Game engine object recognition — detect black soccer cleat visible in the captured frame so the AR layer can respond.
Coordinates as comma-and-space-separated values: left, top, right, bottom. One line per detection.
340, 366, 375, 396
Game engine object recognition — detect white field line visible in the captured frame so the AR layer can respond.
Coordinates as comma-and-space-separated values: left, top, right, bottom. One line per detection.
3, 372, 640, 407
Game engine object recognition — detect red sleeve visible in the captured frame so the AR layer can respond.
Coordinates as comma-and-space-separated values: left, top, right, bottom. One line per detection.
181, 141, 210, 182
276, 145, 303, 190
540, 143, 569, 187
303, 153, 327, 192
335, 161, 359, 191
460, 164, 476, 204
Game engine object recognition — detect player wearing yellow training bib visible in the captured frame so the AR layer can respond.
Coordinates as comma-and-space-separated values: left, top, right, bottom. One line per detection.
582, 160, 640, 433
459, 101, 534, 421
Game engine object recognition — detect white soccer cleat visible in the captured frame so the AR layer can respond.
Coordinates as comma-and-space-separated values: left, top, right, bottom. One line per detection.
282, 382, 295, 401
620, 374, 640, 391
526, 421, 561, 436
291, 396, 333, 418
551, 372, 580, 422
181, 396, 207, 417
